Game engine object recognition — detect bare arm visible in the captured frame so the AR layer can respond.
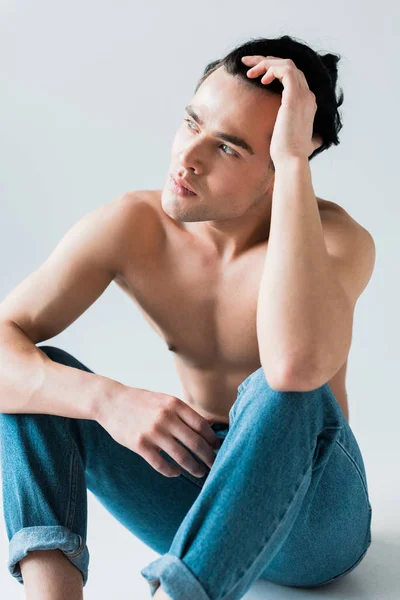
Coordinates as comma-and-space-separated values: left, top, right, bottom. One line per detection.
0, 321, 118, 419
0, 192, 147, 419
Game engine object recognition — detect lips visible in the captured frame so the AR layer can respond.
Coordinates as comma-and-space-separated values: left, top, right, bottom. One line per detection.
172, 174, 197, 194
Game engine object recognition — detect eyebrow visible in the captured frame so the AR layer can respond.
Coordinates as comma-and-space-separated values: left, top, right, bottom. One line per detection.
184, 104, 255, 156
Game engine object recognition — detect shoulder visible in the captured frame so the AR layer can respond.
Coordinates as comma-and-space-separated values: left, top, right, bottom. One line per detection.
317, 197, 375, 243
112, 189, 161, 221
110, 189, 166, 277
112, 189, 166, 240
317, 197, 376, 298
317, 197, 354, 222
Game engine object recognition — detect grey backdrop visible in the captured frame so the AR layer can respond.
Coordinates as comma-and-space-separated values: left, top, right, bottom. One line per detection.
0, 1, 398, 598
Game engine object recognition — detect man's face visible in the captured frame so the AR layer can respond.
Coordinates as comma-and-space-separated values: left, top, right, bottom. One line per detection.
162, 65, 281, 223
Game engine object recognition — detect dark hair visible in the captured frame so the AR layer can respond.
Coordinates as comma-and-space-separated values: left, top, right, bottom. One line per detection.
195, 35, 344, 164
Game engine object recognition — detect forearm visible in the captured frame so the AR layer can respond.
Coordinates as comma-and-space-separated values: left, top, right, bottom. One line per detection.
256, 157, 345, 384
0, 320, 117, 420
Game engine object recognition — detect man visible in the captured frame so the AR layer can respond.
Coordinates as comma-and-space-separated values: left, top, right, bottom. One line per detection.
0, 36, 375, 600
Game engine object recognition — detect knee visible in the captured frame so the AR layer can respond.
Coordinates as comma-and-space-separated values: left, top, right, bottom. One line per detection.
236, 366, 270, 396
229, 366, 342, 426
229, 366, 276, 422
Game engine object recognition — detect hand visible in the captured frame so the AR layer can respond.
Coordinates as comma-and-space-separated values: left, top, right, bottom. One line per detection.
96, 383, 221, 478
241, 55, 323, 164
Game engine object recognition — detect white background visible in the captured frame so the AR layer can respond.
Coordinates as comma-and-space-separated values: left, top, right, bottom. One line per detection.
0, 0, 399, 598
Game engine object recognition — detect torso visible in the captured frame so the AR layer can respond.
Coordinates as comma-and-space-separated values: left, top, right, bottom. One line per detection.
114, 190, 350, 424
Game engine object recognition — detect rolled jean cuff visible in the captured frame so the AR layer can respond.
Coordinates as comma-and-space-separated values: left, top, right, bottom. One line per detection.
140, 553, 211, 599
8, 525, 89, 586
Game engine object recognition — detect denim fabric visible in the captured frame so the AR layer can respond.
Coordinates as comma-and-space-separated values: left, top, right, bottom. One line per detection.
0, 346, 372, 599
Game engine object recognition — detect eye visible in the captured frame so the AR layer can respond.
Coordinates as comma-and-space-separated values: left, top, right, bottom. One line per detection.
183, 118, 238, 157
184, 118, 197, 131
219, 143, 237, 157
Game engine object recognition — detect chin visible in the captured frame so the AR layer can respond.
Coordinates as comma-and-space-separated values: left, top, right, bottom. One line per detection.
161, 190, 181, 220
162, 204, 201, 222
161, 189, 201, 222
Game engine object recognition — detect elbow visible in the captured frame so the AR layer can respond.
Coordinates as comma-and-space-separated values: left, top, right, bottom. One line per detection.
261, 357, 323, 392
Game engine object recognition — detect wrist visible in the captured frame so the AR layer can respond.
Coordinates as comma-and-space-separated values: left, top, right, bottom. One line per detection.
273, 155, 310, 172
90, 376, 123, 423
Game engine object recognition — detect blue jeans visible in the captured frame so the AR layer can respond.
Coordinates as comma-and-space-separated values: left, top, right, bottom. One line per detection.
0, 345, 372, 599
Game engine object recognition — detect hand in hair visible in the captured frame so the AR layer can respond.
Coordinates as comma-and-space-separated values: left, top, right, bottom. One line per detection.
241, 55, 323, 164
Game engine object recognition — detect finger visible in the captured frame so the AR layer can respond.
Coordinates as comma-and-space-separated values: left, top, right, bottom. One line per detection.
169, 418, 217, 470
140, 443, 182, 478
244, 61, 270, 78
258, 64, 304, 92
297, 69, 312, 91
244, 58, 307, 91
160, 435, 209, 478
260, 68, 275, 84
241, 55, 269, 65
177, 401, 221, 450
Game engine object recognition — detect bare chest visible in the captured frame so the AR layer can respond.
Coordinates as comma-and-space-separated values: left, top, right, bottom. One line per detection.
117, 236, 265, 369
114, 200, 349, 422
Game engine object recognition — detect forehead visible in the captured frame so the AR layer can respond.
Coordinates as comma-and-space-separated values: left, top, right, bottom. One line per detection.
193, 66, 280, 150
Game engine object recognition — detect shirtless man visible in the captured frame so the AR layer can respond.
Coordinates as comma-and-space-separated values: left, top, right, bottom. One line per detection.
0, 43, 375, 600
